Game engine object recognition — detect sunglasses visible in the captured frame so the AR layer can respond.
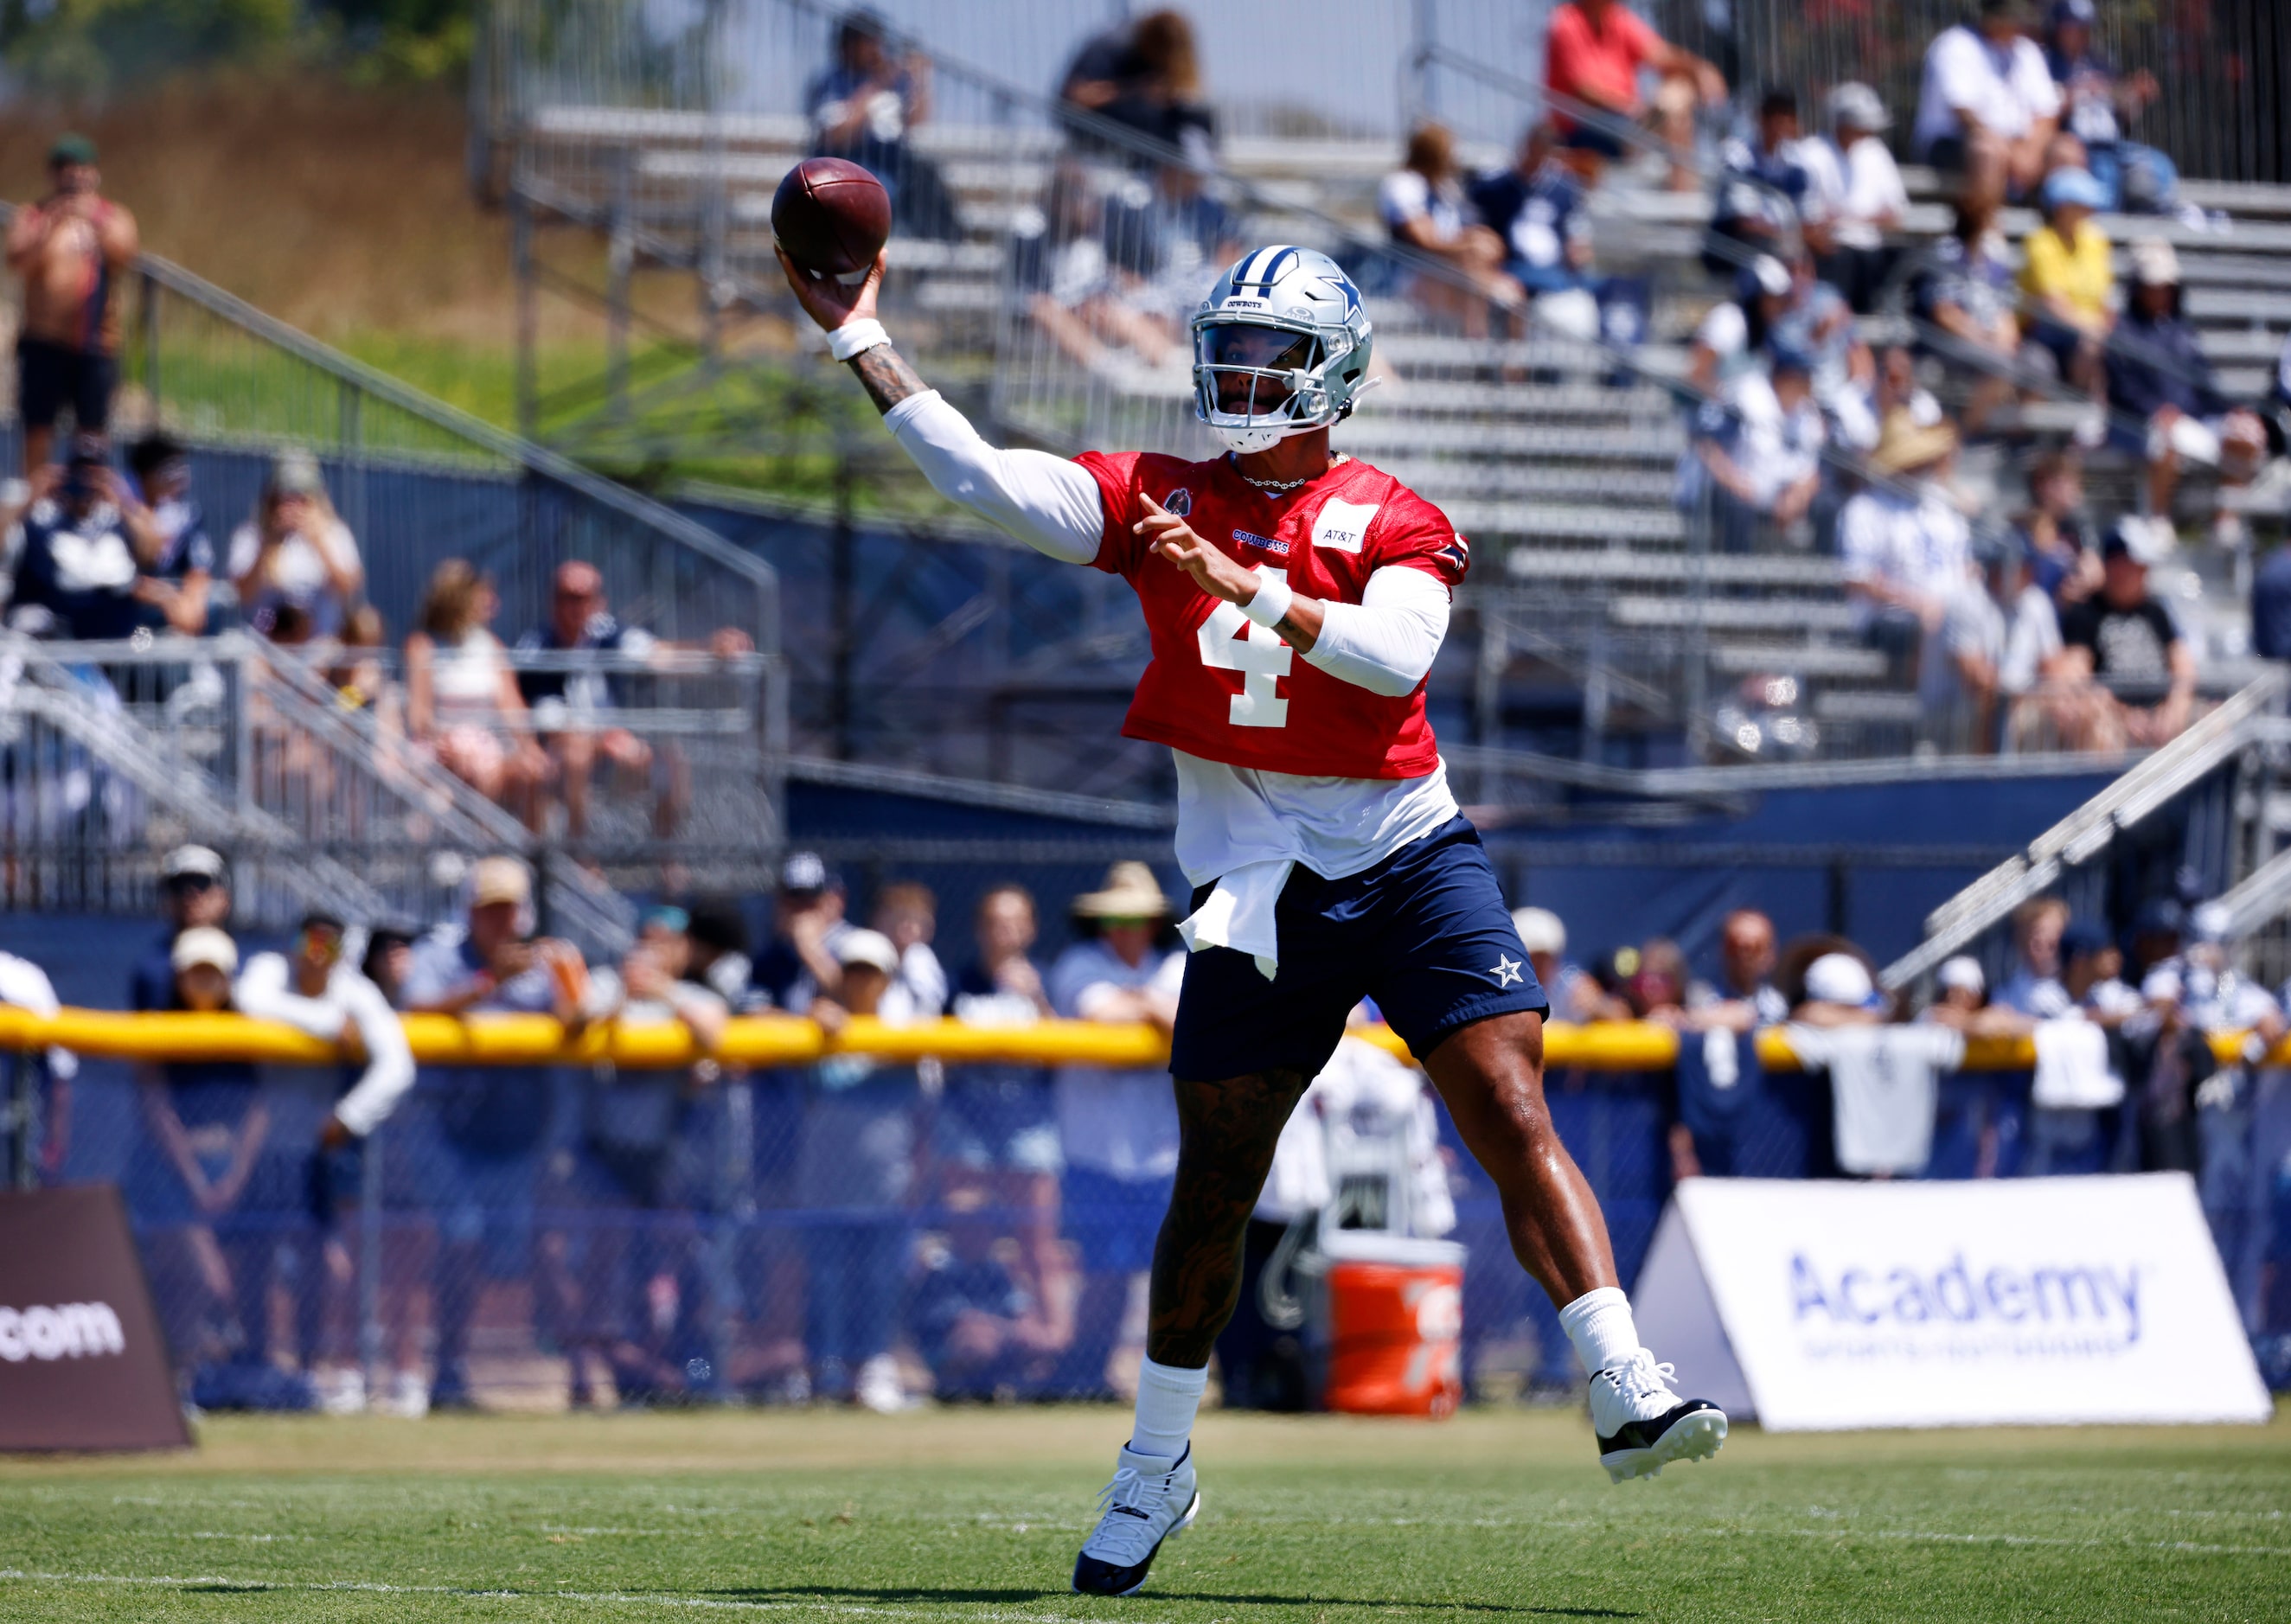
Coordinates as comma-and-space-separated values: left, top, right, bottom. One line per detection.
165, 873, 219, 893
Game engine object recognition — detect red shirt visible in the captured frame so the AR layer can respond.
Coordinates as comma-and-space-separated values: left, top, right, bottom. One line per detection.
1544, 2, 1662, 128
1074, 451, 1469, 780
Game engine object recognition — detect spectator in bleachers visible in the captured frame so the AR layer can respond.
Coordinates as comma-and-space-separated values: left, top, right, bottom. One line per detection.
406, 559, 547, 815
1540, 0, 1725, 190
2019, 166, 2114, 395
1018, 163, 1162, 376
1798, 82, 1908, 316
911, 1175, 1062, 1401
1049, 861, 1182, 1399
2, 436, 176, 642
118, 434, 213, 636
1097, 157, 1243, 368
227, 451, 362, 640
1686, 342, 1826, 554
799, 926, 922, 1412
567, 905, 728, 1407
1380, 124, 1523, 338
1840, 410, 1971, 681
401, 855, 590, 1411
2013, 448, 2102, 607
1913, 0, 2062, 211
2058, 516, 2197, 747
2106, 239, 2269, 550
6, 134, 138, 477
1915, 194, 2021, 431
1925, 531, 2072, 752
1466, 124, 1631, 350
807, 8, 960, 241
1835, 342, 1944, 456
2045, 0, 2178, 214
943, 885, 1071, 1375
750, 850, 851, 1013
1706, 89, 1813, 277
1688, 252, 1855, 400
1059, 9, 1214, 165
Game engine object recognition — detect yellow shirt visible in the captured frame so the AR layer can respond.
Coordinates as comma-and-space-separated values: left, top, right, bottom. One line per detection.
2019, 219, 2114, 325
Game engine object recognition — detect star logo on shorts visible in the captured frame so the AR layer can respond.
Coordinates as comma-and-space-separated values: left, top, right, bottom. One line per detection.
1490, 953, 1524, 988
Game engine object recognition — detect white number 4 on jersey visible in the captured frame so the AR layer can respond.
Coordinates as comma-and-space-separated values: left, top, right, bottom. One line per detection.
1197, 569, 1291, 728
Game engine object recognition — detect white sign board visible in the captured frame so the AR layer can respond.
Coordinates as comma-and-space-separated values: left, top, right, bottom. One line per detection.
1631, 1174, 2271, 1430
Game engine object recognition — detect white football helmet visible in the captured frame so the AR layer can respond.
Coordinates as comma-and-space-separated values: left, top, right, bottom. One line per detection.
1191, 246, 1374, 454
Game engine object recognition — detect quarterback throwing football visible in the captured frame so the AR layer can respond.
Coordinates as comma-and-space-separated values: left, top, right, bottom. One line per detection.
779, 240, 1724, 1595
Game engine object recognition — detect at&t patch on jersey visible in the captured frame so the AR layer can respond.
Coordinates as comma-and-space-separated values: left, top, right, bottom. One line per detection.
1311, 498, 1379, 553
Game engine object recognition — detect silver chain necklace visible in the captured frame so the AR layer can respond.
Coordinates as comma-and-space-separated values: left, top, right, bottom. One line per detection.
1231, 452, 1345, 495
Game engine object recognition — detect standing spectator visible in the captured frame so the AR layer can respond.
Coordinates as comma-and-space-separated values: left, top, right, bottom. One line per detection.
406, 559, 547, 814
400, 856, 589, 1410
2058, 517, 2198, 747
942, 884, 1072, 1378
750, 851, 851, 1013
2045, 0, 2176, 213
1798, 82, 1908, 315
684, 897, 758, 1009
5, 134, 138, 476
1686, 343, 1827, 554
1049, 862, 1183, 1400
1913, 0, 2063, 210
1510, 906, 1620, 1023
872, 880, 948, 1021
1379, 125, 1522, 337
799, 927, 922, 1411
1839, 411, 1972, 681
3, 438, 173, 640
118, 433, 213, 636
806, 8, 960, 240
1707, 89, 1812, 274
0, 948, 76, 1183
2019, 166, 2113, 394
1541, 0, 1725, 188
1680, 908, 1790, 1031
130, 845, 234, 1012
227, 451, 362, 639
2013, 448, 2103, 607
1058, 10, 1214, 164
2106, 239, 2269, 549
1925, 532, 2073, 751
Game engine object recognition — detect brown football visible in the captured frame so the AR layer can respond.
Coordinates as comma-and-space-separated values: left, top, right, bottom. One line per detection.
771, 157, 892, 279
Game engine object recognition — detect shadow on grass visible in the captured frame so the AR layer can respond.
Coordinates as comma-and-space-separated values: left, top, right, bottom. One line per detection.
712, 1588, 1636, 1618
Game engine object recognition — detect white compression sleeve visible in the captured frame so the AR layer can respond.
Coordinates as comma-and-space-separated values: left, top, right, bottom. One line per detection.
883, 391, 1104, 565
1302, 566, 1450, 697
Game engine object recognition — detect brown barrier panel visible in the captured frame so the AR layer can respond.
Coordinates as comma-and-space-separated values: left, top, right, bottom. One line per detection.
0, 1186, 190, 1452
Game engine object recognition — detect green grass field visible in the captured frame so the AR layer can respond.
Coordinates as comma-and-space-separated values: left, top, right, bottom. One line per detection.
5, 1407, 2289, 1622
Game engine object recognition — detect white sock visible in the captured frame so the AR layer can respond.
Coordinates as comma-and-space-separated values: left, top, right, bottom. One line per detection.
1128, 1357, 1208, 1460
1558, 1287, 1640, 1376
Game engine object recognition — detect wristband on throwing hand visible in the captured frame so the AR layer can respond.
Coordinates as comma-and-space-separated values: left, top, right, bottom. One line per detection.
829, 317, 891, 362
1240, 568, 1294, 630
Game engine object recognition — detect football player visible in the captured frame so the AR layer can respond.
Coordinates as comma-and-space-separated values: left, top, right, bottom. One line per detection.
778, 240, 1725, 1595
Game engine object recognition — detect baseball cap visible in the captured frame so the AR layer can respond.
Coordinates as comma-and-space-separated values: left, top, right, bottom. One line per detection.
1826, 81, 1890, 134
266, 448, 326, 499
1767, 340, 1815, 380
2050, 0, 2097, 25
2059, 919, 2109, 962
2130, 236, 2182, 286
1511, 906, 1566, 956
48, 133, 96, 167
835, 928, 902, 975
779, 850, 835, 896
1936, 956, 1986, 995
2041, 166, 2107, 214
171, 926, 239, 975
161, 844, 227, 885
1803, 952, 1877, 1007
2101, 515, 2170, 566
470, 854, 533, 908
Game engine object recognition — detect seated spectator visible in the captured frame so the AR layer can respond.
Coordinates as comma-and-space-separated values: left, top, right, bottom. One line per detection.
1058, 9, 1214, 165
227, 450, 362, 639
1839, 411, 1972, 680
800, 927, 923, 1412
750, 850, 851, 1013
1510, 906, 1610, 1023
2019, 166, 2113, 394
2106, 239, 2269, 548
2013, 447, 2102, 606
1798, 82, 1908, 315
1049, 862, 1182, 1400
2, 437, 172, 641
1018, 162, 1171, 376
516, 562, 655, 840
1913, 0, 2062, 210
911, 1175, 1062, 1400
2045, 0, 2177, 214
1540, 0, 1725, 190
1835, 342, 1945, 455
1468, 124, 1650, 352
1098, 157, 1244, 365
406, 559, 547, 813
1686, 343, 1826, 553
1689, 251, 1858, 403
1380, 124, 1522, 336
1914, 195, 2021, 430
1706, 89, 1812, 275
118, 433, 212, 635
806, 8, 960, 240
1926, 532, 2077, 752
2058, 516, 2198, 747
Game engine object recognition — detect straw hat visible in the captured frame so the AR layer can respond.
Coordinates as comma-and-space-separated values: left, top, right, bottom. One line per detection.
1867, 408, 1959, 476
1072, 860, 1174, 919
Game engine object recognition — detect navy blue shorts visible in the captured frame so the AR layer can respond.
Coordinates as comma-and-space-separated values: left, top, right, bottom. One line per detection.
1169, 815, 1547, 1082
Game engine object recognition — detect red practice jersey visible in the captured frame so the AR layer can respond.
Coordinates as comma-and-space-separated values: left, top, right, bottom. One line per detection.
1074, 450, 1470, 779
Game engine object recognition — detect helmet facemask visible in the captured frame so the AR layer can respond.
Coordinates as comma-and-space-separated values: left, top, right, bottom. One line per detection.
1193, 318, 1345, 454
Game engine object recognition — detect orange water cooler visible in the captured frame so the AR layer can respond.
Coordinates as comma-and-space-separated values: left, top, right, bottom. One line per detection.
1317, 1231, 1466, 1417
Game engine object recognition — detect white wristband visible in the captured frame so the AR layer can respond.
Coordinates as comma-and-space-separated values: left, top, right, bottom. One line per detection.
829, 317, 890, 362
1240, 569, 1294, 629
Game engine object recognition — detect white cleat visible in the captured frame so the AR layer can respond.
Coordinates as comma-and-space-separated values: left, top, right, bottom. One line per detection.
1071, 1444, 1200, 1595
1588, 1349, 1727, 1483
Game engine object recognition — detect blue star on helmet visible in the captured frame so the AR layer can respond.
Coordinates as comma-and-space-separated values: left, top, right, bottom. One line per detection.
1491, 953, 1524, 988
